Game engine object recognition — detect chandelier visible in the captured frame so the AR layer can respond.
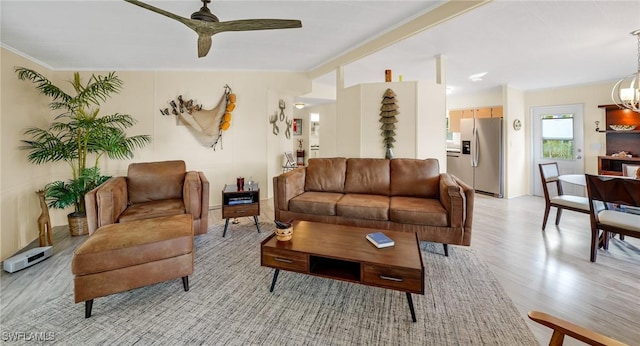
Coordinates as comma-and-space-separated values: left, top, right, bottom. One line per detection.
612, 29, 640, 112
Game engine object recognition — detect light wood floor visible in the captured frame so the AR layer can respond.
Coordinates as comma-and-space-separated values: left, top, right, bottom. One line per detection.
2, 195, 639, 345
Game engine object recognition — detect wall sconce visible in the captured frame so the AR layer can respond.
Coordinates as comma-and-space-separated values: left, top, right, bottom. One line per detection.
294, 103, 305, 109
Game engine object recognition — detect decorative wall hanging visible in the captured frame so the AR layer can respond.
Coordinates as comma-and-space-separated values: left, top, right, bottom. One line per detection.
161, 85, 236, 150
293, 118, 302, 136
285, 117, 292, 139
380, 88, 398, 159
513, 119, 522, 131
279, 99, 286, 121
269, 112, 280, 135
270, 99, 290, 137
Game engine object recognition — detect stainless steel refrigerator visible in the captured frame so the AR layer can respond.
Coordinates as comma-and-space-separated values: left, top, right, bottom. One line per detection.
458, 118, 503, 197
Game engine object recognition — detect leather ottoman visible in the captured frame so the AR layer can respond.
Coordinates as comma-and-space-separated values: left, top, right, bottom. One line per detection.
72, 214, 194, 317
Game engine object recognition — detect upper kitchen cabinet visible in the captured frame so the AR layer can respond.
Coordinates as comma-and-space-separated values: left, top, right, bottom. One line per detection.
491, 106, 503, 117
462, 109, 475, 118
474, 107, 492, 118
449, 110, 463, 132
448, 106, 503, 132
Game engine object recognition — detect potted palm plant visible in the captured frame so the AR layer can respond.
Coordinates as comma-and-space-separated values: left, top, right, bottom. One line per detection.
17, 67, 151, 235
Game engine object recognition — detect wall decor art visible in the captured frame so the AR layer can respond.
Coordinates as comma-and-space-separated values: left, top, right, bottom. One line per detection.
269, 112, 280, 136
380, 88, 398, 159
293, 118, 302, 136
285, 117, 292, 139
162, 85, 236, 150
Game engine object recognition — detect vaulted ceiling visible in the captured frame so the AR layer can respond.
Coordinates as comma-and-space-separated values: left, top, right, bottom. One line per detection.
2, 1, 639, 99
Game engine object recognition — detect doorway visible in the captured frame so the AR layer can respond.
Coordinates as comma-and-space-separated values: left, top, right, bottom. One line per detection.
531, 104, 584, 196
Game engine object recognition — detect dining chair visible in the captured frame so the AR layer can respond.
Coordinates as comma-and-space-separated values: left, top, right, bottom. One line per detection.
527, 311, 626, 346
621, 163, 640, 178
538, 163, 590, 230
585, 174, 640, 262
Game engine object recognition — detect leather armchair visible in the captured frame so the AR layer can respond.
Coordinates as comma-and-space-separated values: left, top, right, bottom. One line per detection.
85, 160, 209, 235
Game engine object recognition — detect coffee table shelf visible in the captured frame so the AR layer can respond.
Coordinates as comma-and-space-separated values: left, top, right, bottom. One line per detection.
261, 221, 424, 322
309, 256, 360, 282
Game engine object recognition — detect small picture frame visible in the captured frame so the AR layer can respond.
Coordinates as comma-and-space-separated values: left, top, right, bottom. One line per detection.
293, 118, 302, 136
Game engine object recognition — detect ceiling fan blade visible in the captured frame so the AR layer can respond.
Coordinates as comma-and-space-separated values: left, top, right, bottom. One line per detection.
198, 36, 213, 58
213, 19, 302, 33
124, 0, 193, 27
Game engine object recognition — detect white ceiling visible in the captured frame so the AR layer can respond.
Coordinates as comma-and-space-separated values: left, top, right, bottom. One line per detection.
2, 0, 640, 102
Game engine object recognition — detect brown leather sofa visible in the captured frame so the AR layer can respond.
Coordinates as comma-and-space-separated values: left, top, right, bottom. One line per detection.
85, 160, 210, 235
273, 158, 474, 253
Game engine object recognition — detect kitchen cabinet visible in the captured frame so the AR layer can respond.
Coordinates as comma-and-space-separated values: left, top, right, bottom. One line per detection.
474, 107, 492, 118
449, 106, 504, 133
462, 109, 475, 118
449, 110, 463, 132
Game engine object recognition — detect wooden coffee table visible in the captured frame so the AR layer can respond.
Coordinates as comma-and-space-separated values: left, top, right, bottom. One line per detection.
260, 221, 424, 322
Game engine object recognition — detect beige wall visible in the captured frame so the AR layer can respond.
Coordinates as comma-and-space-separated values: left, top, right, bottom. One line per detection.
524, 82, 613, 184
448, 82, 615, 197
0, 45, 621, 260
504, 86, 526, 198
303, 102, 338, 159
2, 50, 57, 261
1, 47, 311, 260
337, 81, 446, 167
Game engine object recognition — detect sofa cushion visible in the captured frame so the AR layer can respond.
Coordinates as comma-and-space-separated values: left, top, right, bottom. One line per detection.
118, 199, 186, 223
344, 159, 390, 195
337, 194, 389, 221
390, 158, 440, 198
72, 214, 193, 276
389, 196, 448, 226
128, 160, 186, 203
289, 191, 344, 216
305, 158, 347, 193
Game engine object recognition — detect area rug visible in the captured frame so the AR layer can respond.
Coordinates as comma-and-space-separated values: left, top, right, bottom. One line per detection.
1, 218, 538, 345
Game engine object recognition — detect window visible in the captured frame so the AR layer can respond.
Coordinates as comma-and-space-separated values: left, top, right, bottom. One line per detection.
541, 113, 574, 160
446, 117, 453, 140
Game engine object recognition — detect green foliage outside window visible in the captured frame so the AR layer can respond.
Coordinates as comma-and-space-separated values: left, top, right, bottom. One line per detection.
541, 113, 574, 160
542, 139, 574, 160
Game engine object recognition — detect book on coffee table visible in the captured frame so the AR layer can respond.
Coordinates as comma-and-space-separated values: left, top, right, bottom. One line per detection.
366, 232, 395, 248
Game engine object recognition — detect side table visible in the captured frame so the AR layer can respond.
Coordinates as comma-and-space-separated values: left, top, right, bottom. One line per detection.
221, 183, 261, 237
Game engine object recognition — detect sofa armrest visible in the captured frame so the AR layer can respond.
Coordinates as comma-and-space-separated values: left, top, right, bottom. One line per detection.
273, 168, 306, 220
183, 171, 205, 218
439, 173, 467, 228
453, 175, 474, 246
198, 172, 210, 223
183, 171, 209, 234
87, 177, 128, 234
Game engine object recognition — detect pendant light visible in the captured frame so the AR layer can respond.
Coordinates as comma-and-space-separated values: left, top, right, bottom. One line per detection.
612, 29, 640, 113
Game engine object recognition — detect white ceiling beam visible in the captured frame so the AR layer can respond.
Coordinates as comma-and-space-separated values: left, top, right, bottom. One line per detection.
308, 0, 492, 80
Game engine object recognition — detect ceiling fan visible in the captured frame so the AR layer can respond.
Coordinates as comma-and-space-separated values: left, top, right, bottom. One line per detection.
124, 0, 302, 58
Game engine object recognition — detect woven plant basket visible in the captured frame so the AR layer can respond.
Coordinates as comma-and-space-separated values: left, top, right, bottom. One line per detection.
68, 212, 89, 236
